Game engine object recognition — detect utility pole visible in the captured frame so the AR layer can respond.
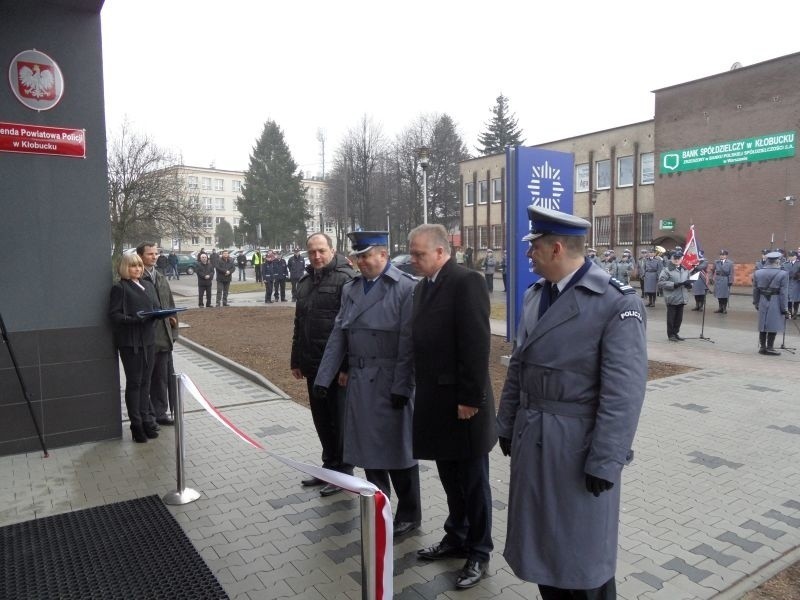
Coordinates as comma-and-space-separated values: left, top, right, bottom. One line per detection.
343, 157, 349, 245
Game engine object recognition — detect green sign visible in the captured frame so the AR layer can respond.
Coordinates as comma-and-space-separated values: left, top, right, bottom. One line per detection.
659, 218, 675, 230
660, 131, 795, 173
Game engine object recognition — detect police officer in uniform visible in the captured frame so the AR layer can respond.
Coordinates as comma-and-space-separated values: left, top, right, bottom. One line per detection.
712, 250, 734, 313
642, 249, 661, 307
315, 231, 421, 536
612, 250, 635, 284
658, 251, 692, 341
753, 251, 790, 355
497, 206, 647, 600
755, 249, 769, 273
782, 250, 800, 318
691, 251, 709, 311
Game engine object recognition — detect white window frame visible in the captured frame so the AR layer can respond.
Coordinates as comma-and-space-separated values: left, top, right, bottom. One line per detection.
465, 183, 475, 206
616, 213, 634, 245
596, 160, 611, 190
202, 197, 213, 210
232, 180, 242, 193
617, 156, 634, 188
478, 180, 489, 205
201, 177, 211, 190
215, 217, 225, 225
640, 152, 655, 185
204, 236, 212, 245
491, 178, 503, 203
187, 176, 198, 189
214, 198, 225, 210
575, 163, 590, 193
214, 178, 224, 191
202, 216, 213, 229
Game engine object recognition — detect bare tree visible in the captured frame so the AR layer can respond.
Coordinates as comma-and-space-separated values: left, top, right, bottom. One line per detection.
108, 121, 204, 264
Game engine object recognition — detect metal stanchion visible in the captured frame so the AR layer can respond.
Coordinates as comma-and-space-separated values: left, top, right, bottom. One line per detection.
163, 372, 201, 505
360, 490, 376, 600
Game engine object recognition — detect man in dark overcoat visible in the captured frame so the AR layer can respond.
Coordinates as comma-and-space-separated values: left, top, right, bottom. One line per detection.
315, 231, 420, 538
497, 206, 647, 600
408, 223, 497, 590
753, 251, 790, 355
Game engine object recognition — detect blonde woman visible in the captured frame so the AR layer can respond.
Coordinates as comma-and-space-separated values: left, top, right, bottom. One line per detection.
109, 253, 160, 443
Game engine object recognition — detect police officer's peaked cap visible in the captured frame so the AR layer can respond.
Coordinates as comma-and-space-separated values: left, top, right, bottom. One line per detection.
766, 251, 782, 260
347, 231, 389, 255
623, 250, 632, 255
522, 206, 590, 242
672, 251, 684, 258
719, 249, 729, 255
587, 247, 597, 253
762, 248, 770, 254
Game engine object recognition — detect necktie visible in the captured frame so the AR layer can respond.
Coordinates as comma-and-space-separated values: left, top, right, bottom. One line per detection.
550, 283, 560, 303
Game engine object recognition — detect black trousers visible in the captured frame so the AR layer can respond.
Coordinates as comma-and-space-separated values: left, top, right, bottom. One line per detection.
198, 284, 211, 307
290, 278, 300, 299
273, 279, 286, 300
150, 350, 172, 419
254, 265, 262, 282
435, 453, 493, 562
666, 303, 685, 337
264, 281, 274, 301
119, 345, 156, 427
484, 273, 494, 292
365, 466, 421, 523
306, 377, 352, 475
538, 576, 616, 600
216, 281, 230, 305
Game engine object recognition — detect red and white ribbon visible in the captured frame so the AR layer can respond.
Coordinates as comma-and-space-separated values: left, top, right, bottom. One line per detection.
179, 374, 393, 598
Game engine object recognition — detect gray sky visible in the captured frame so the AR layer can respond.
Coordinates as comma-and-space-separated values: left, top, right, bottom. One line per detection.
101, 0, 799, 176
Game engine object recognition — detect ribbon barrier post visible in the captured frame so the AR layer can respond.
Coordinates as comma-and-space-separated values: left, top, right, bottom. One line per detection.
360, 490, 376, 600
177, 373, 394, 599
162, 372, 201, 506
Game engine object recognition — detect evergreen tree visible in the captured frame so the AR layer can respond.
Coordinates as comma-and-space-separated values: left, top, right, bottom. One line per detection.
476, 94, 525, 155
428, 114, 470, 229
236, 120, 309, 248
215, 219, 234, 248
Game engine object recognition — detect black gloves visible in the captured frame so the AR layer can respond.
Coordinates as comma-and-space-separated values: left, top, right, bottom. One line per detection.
312, 384, 328, 399
390, 394, 409, 409
585, 474, 614, 497
683, 280, 694, 289
499, 436, 512, 457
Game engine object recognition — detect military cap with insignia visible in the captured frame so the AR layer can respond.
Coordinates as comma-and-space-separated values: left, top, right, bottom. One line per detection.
766, 251, 782, 260
521, 205, 590, 242
671, 251, 684, 259
347, 230, 388, 255
719, 249, 729, 255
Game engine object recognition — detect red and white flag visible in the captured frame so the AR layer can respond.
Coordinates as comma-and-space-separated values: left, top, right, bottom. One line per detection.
681, 225, 701, 270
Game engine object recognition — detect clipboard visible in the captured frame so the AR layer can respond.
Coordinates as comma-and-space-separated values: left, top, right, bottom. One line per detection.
137, 307, 188, 318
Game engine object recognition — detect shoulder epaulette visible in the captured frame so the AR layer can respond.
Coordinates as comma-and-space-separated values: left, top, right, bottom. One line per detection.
400, 271, 417, 281
609, 277, 636, 294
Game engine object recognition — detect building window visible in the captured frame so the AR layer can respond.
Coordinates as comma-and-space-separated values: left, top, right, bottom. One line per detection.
616, 214, 634, 245
639, 213, 653, 244
214, 198, 225, 210
617, 156, 634, 188
201, 177, 211, 190
191, 236, 199, 245
596, 160, 611, 190
233, 217, 240, 227
188, 195, 200, 208
478, 180, 489, 205
204, 236, 212, 245
575, 163, 590, 193
187, 176, 198, 189
214, 178, 224, 191
491, 224, 504, 249
232, 180, 242, 193
478, 226, 489, 249
202, 197, 213, 210
594, 216, 611, 246
465, 183, 475, 206
463, 226, 473, 249
202, 216, 213, 229
215, 217, 225, 225
640, 152, 654, 185
491, 178, 503, 203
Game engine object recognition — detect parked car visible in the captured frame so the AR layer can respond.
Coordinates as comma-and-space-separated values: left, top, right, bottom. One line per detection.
176, 254, 198, 275
390, 253, 417, 275
282, 250, 310, 268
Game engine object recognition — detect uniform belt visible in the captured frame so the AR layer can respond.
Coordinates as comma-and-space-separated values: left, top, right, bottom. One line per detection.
520, 392, 597, 418
348, 355, 397, 369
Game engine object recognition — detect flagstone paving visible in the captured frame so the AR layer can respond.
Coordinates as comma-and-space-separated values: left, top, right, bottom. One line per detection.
2, 303, 799, 599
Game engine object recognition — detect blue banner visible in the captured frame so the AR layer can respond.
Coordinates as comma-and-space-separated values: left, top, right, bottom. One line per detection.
506, 146, 574, 340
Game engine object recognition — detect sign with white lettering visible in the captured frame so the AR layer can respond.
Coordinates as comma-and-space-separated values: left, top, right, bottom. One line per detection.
660, 131, 795, 173
0, 122, 86, 158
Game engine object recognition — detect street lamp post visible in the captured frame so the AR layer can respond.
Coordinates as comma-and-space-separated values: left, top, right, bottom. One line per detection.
416, 146, 430, 225
386, 208, 391, 252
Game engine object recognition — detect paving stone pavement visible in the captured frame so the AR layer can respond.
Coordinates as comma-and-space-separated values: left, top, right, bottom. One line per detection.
2, 300, 799, 599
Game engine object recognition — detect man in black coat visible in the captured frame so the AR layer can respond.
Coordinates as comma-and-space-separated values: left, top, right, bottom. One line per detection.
287, 249, 306, 302
408, 223, 497, 590
236, 248, 247, 281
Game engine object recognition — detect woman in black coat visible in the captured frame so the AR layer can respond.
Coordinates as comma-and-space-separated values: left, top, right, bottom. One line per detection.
109, 253, 160, 443
195, 252, 214, 307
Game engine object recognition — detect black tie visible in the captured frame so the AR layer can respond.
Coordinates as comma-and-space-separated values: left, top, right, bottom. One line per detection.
550, 283, 560, 304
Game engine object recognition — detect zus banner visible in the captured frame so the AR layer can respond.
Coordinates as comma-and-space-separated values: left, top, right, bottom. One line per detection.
506, 147, 574, 340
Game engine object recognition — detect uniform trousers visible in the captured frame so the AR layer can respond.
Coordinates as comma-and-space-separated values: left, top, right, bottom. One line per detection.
264, 281, 274, 302
149, 350, 173, 419
538, 576, 616, 600
436, 453, 493, 562
666, 303, 685, 338
365, 466, 421, 523
484, 273, 494, 292
273, 279, 286, 301
306, 377, 352, 475
119, 345, 156, 427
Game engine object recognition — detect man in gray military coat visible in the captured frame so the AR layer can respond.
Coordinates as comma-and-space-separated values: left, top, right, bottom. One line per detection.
753, 251, 790, 355
712, 249, 734, 313
497, 206, 647, 600
315, 231, 421, 538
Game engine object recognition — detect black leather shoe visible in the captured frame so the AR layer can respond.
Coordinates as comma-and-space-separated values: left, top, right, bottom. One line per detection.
393, 521, 420, 538
674, 335, 685, 341
764, 348, 781, 356
319, 483, 342, 497
143, 425, 159, 439
455, 559, 488, 589
156, 416, 174, 426
417, 542, 467, 561
668, 335, 679, 342
301, 476, 324, 487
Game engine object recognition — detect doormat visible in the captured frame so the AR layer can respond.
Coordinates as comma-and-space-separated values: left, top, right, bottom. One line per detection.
1, 495, 228, 599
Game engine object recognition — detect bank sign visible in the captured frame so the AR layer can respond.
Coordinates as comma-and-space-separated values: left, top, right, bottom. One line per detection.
660, 131, 795, 173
